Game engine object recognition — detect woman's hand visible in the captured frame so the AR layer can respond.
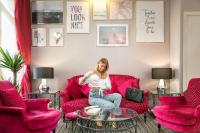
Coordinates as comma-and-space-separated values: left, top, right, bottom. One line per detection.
92, 87, 100, 90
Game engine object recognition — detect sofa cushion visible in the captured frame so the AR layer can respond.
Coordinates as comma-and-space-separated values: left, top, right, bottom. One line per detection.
120, 98, 148, 114
26, 109, 61, 129
153, 105, 196, 125
0, 88, 27, 109
110, 75, 139, 91
62, 98, 89, 113
118, 80, 135, 97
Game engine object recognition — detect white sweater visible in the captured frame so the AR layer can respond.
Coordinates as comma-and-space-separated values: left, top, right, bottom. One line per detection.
79, 73, 111, 96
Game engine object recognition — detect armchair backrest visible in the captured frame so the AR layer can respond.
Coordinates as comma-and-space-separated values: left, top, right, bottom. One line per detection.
183, 78, 200, 107
0, 80, 14, 106
0, 80, 26, 109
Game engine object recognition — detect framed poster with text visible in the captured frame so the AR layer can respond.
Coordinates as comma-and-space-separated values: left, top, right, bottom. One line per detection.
67, 2, 90, 33
136, 1, 164, 42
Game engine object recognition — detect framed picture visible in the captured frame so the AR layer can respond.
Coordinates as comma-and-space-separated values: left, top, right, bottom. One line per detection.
48, 28, 63, 47
32, 28, 46, 47
67, 2, 90, 33
93, 0, 107, 20
31, 1, 63, 24
97, 24, 128, 47
110, 0, 133, 20
136, 1, 164, 42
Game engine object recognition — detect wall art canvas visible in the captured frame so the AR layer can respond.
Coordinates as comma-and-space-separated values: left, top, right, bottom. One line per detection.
31, 1, 63, 24
93, 0, 107, 20
136, 1, 164, 42
67, 2, 90, 33
49, 28, 63, 46
32, 28, 46, 46
97, 24, 128, 46
110, 0, 132, 20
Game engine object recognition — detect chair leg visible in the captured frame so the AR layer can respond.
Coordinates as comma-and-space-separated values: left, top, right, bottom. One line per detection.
144, 113, 147, 123
158, 124, 161, 132
62, 113, 65, 122
53, 129, 56, 133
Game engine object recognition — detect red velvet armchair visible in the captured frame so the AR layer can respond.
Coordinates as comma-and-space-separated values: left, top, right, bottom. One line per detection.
153, 78, 200, 133
0, 80, 61, 133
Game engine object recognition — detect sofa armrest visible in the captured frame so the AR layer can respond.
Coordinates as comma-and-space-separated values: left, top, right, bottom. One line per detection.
158, 96, 186, 105
59, 91, 71, 103
142, 90, 149, 103
0, 106, 26, 122
24, 98, 50, 111
143, 90, 149, 97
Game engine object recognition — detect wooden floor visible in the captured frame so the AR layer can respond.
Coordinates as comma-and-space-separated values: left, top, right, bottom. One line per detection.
55, 114, 176, 133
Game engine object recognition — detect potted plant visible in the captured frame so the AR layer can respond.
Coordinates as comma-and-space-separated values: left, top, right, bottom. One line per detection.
0, 47, 25, 91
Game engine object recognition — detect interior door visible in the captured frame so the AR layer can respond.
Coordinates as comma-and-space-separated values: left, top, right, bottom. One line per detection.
183, 12, 200, 90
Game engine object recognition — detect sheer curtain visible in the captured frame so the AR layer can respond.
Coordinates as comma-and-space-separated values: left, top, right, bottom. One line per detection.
0, 0, 18, 82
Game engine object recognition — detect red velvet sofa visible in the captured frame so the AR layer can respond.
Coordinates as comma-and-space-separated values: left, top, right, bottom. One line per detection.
153, 78, 200, 133
0, 80, 61, 133
60, 74, 149, 121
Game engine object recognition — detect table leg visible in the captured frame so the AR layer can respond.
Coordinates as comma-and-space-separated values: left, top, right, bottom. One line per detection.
58, 92, 61, 109
153, 94, 155, 106
54, 93, 56, 108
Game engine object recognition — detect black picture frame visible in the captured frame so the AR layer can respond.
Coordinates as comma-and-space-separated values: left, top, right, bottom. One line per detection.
31, 1, 63, 24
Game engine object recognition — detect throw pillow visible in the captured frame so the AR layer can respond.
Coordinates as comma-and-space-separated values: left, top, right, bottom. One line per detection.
126, 88, 144, 103
118, 80, 134, 97
0, 88, 27, 109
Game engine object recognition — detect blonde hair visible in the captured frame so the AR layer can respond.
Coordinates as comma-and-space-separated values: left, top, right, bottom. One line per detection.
96, 58, 109, 74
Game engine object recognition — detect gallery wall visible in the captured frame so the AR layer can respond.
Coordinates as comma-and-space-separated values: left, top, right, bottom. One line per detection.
31, 0, 170, 91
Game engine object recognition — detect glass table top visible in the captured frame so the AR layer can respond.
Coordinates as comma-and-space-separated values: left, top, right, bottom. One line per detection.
77, 108, 138, 122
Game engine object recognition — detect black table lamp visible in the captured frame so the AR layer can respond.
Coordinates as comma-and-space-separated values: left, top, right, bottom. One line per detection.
33, 67, 54, 92
152, 68, 172, 93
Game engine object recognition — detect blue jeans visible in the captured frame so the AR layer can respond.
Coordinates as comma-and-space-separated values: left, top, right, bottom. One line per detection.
89, 90, 122, 109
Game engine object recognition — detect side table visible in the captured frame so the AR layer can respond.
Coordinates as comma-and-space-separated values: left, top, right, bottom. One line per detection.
28, 90, 60, 109
150, 90, 181, 110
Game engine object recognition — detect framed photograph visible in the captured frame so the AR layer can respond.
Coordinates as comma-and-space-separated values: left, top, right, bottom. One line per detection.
48, 28, 63, 47
93, 0, 107, 20
32, 28, 46, 47
97, 24, 128, 47
31, 1, 63, 24
136, 1, 164, 42
67, 2, 90, 33
110, 0, 133, 20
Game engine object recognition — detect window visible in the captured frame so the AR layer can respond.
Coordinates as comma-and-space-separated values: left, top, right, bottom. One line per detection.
0, 0, 18, 81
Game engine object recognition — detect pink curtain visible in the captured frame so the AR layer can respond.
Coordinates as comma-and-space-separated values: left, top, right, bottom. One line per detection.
14, 0, 32, 97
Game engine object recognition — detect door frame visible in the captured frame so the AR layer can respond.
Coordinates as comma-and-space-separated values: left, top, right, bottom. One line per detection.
183, 12, 200, 90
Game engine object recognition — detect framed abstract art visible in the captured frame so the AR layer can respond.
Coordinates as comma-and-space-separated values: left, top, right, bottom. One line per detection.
97, 24, 128, 47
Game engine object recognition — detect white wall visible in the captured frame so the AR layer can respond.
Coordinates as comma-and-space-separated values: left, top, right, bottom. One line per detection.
170, 0, 182, 93
31, 0, 170, 91
170, 0, 200, 92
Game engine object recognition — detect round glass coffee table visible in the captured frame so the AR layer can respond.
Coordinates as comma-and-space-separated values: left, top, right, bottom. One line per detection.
76, 108, 138, 133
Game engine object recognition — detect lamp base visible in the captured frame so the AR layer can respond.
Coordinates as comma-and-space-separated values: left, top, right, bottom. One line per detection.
39, 79, 50, 93
157, 87, 166, 95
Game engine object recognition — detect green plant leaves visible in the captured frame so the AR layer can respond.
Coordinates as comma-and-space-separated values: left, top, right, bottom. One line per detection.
0, 47, 25, 88
0, 47, 25, 72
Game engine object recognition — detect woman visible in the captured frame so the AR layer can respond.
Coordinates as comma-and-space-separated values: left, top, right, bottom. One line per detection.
79, 58, 122, 110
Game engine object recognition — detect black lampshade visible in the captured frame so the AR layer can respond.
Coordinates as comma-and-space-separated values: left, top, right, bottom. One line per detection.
152, 68, 172, 79
33, 67, 54, 79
